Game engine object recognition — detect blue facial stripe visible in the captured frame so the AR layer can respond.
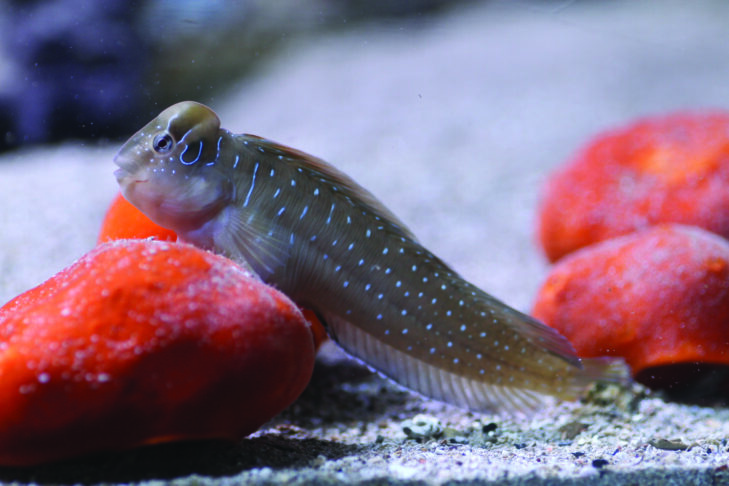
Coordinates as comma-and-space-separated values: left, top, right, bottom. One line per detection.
180, 141, 203, 165
216, 136, 224, 158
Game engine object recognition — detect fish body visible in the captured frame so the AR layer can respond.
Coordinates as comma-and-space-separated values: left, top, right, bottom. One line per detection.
114, 101, 628, 413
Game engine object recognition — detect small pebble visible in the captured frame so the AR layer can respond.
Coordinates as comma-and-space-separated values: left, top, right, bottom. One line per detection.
559, 421, 588, 440
402, 414, 443, 440
649, 438, 690, 451
482, 422, 498, 434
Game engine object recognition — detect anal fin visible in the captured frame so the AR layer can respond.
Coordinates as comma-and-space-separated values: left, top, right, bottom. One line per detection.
321, 311, 554, 415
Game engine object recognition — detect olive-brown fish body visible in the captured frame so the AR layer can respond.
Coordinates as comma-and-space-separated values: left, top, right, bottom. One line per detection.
114, 101, 628, 414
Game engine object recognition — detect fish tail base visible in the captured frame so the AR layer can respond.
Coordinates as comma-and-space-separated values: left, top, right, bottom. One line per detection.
578, 356, 632, 387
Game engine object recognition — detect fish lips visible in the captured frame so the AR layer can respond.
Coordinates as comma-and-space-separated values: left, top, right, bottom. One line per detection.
113, 152, 140, 182
113, 166, 146, 185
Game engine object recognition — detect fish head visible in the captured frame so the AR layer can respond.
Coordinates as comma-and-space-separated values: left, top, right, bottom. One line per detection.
114, 101, 233, 233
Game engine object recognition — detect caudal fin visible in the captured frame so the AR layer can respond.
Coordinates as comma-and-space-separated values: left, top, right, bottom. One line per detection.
578, 356, 632, 388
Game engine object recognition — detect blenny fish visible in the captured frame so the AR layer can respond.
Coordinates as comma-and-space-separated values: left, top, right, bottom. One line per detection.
114, 101, 627, 414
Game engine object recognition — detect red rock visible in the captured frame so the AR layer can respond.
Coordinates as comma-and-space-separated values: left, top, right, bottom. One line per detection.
98, 193, 329, 350
301, 308, 328, 352
0, 239, 315, 466
537, 112, 729, 262
98, 192, 177, 243
532, 225, 729, 386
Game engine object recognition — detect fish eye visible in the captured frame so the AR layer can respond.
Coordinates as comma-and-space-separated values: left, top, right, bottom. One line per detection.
152, 133, 174, 154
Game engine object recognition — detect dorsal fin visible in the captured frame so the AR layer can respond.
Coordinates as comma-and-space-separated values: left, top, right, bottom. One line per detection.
238, 134, 417, 242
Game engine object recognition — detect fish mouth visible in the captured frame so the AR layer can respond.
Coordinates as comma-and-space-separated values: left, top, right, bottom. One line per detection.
113, 165, 150, 187
113, 167, 129, 180
113, 151, 147, 183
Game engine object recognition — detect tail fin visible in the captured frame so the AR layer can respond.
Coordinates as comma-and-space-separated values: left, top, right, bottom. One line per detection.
578, 356, 632, 388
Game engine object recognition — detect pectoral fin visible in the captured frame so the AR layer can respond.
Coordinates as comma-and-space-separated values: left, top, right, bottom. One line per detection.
213, 207, 293, 281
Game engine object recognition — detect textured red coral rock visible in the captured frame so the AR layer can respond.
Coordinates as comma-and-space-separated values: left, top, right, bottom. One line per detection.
532, 225, 729, 383
98, 192, 177, 243
0, 240, 315, 466
537, 112, 729, 262
98, 193, 329, 350
301, 309, 329, 352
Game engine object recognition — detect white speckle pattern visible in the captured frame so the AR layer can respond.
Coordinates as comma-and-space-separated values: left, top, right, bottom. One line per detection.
133, 127, 608, 414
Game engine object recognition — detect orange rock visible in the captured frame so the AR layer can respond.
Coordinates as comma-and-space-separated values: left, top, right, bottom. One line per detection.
98, 192, 177, 243
98, 193, 329, 350
301, 308, 329, 351
0, 240, 315, 466
537, 112, 729, 262
532, 225, 729, 388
